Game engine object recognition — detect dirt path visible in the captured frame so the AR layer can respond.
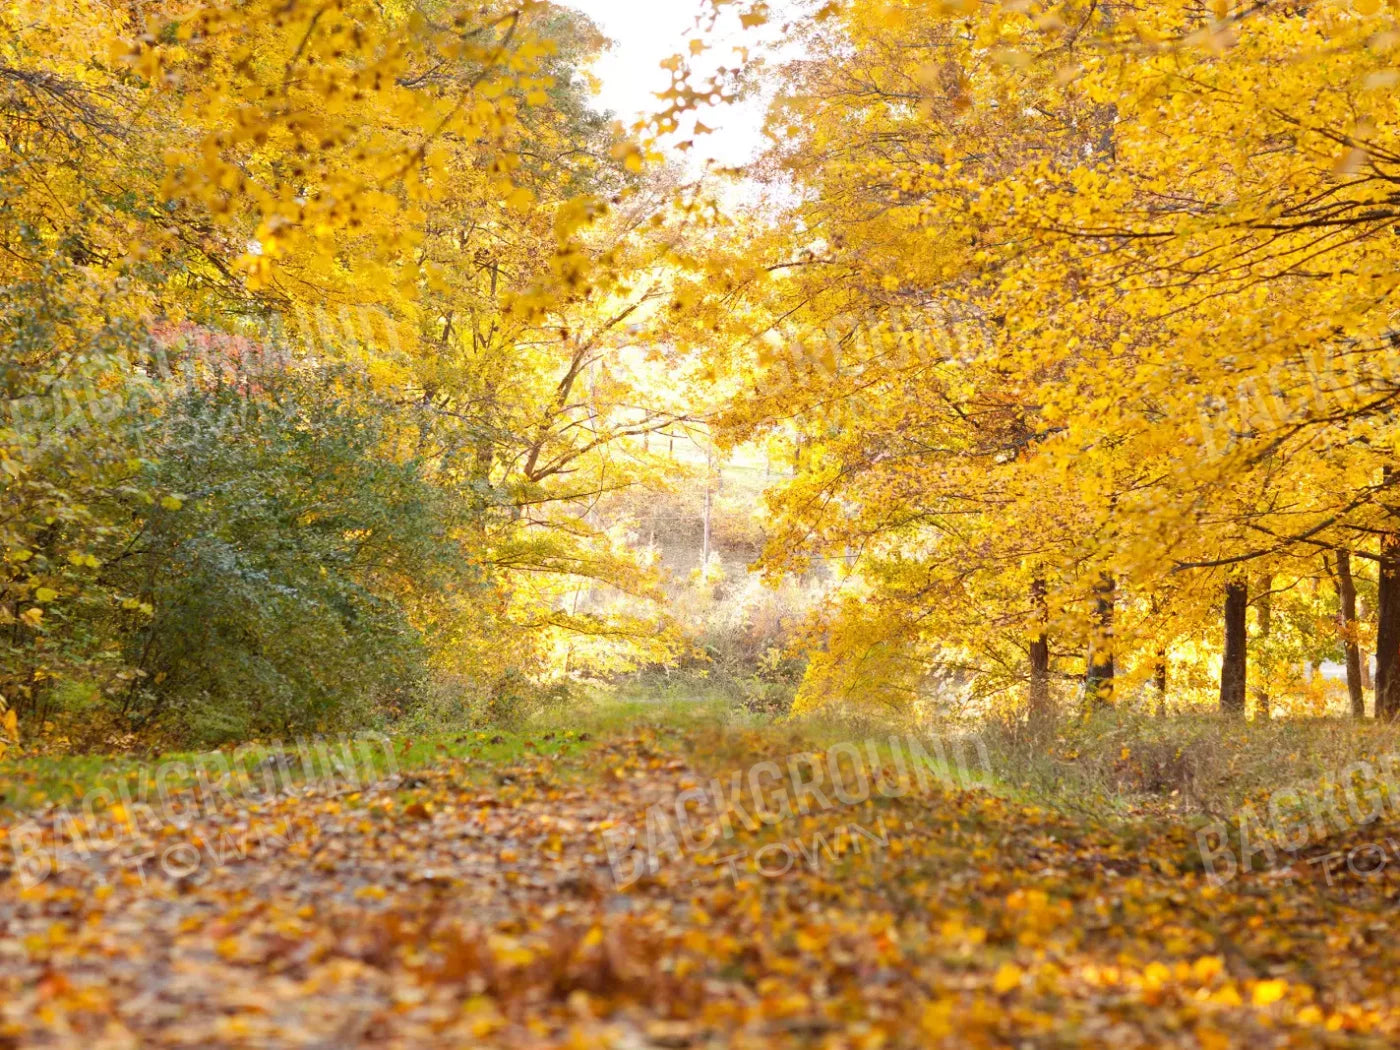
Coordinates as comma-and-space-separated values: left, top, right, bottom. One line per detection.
2, 727, 1398, 1048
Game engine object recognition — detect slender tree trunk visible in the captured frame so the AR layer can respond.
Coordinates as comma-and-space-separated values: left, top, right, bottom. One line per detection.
1361, 594, 1375, 692
701, 448, 715, 574
1253, 574, 1273, 720
701, 485, 712, 571
1084, 574, 1115, 710
1221, 579, 1249, 717
1334, 550, 1367, 718
1378, 529, 1400, 719
1029, 578, 1050, 720
1154, 649, 1168, 716
1149, 594, 1167, 715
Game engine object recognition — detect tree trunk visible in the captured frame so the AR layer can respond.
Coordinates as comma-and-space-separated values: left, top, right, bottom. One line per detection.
1378, 529, 1400, 719
701, 448, 715, 574
1154, 649, 1168, 716
1361, 594, 1375, 691
1084, 574, 1115, 710
701, 485, 712, 571
1253, 574, 1273, 720
1220, 579, 1249, 717
1149, 594, 1167, 715
1335, 550, 1367, 719
1029, 578, 1051, 720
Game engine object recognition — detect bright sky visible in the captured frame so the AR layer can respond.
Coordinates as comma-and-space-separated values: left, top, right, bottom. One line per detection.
566, 0, 792, 169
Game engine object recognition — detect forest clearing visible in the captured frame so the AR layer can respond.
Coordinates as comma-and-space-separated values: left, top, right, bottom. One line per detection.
6, 0, 1400, 1045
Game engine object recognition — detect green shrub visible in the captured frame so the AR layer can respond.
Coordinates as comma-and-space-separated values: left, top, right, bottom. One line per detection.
102, 372, 471, 745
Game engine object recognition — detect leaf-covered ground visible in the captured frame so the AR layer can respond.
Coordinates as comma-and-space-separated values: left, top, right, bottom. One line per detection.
3, 724, 1400, 1048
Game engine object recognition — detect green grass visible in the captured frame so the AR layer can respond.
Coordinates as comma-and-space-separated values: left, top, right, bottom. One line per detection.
0, 684, 769, 816
0, 729, 591, 815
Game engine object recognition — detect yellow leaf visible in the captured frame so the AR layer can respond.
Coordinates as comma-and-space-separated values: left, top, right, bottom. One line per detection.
1193, 956, 1224, 983
1252, 979, 1287, 1007
993, 962, 1023, 993
921, 999, 953, 1036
